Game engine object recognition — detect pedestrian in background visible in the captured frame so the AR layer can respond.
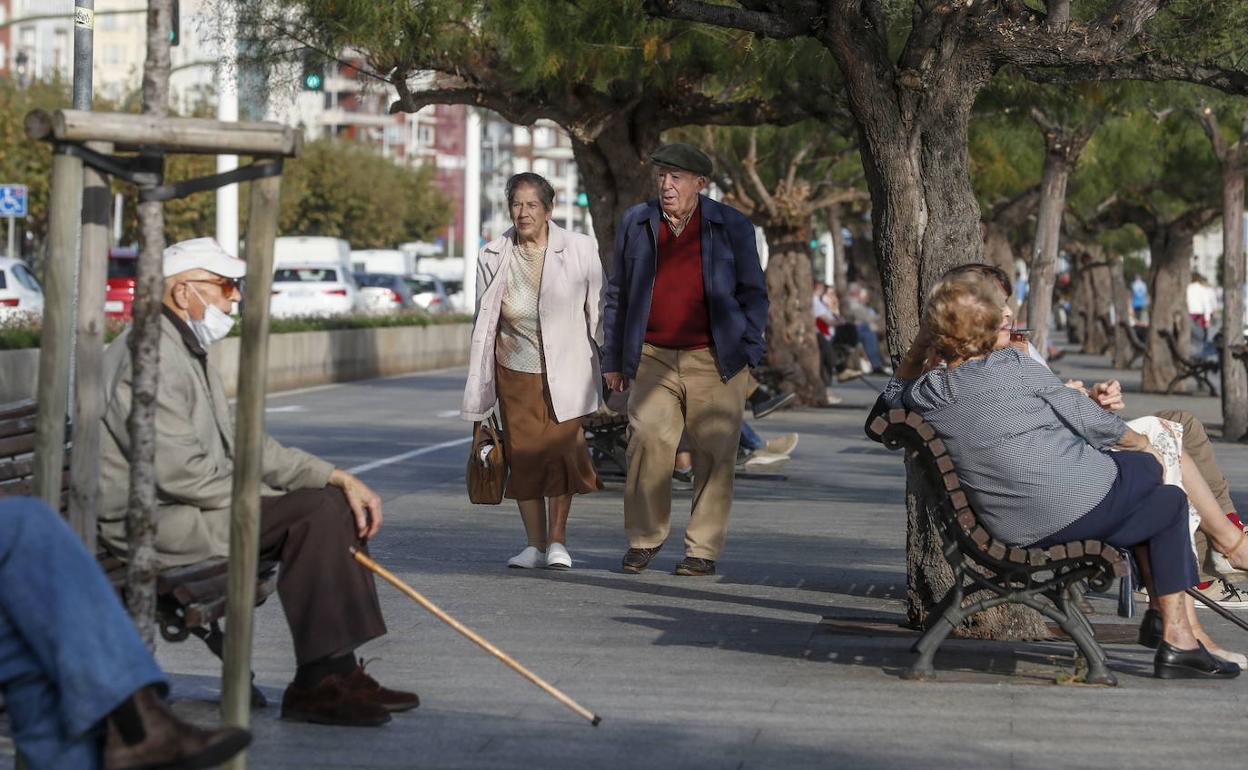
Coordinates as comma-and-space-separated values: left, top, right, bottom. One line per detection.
602, 142, 768, 577
462, 172, 603, 571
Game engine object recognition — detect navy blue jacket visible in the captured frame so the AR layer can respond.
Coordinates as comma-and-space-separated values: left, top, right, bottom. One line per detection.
602, 196, 769, 381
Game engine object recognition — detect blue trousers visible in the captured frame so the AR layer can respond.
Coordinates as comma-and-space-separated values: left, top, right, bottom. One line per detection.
739, 421, 764, 452
857, 323, 884, 370
0, 498, 164, 769
1033, 452, 1196, 596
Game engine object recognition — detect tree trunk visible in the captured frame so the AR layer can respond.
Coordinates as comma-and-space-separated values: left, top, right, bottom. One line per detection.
1109, 256, 1135, 369
1219, 164, 1247, 440
828, 204, 848, 301
569, 114, 661, 269
842, 52, 1046, 639
126, 0, 172, 648
1025, 147, 1073, 355
1142, 223, 1197, 393
761, 225, 825, 405
1087, 258, 1114, 355
982, 221, 1022, 316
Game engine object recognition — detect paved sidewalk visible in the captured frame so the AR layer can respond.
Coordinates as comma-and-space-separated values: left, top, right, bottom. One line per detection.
7, 351, 1248, 768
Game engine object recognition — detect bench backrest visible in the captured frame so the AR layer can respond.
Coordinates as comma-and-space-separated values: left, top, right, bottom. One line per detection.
0, 399, 69, 506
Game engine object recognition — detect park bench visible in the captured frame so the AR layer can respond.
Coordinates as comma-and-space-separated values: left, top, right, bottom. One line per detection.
0, 399, 275, 706
583, 402, 630, 480
1158, 329, 1218, 396
865, 403, 1128, 685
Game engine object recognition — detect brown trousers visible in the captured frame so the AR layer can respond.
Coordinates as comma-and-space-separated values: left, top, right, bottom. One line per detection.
625, 344, 749, 560
260, 487, 387, 665
1154, 410, 1238, 581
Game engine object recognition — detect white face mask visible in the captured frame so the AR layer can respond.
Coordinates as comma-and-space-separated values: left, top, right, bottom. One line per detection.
187, 284, 236, 347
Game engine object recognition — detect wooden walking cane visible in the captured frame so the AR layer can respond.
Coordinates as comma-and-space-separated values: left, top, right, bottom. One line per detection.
349, 547, 602, 726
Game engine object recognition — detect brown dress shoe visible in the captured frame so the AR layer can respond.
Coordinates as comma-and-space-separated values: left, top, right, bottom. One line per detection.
104, 686, 251, 770
674, 557, 716, 576
344, 658, 420, 712
622, 545, 662, 574
281, 673, 392, 727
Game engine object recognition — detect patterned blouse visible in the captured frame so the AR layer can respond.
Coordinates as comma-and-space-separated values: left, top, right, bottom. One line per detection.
882, 346, 1127, 546
495, 240, 546, 373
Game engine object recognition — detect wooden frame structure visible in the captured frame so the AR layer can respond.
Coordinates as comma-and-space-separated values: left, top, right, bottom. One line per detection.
25, 108, 302, 756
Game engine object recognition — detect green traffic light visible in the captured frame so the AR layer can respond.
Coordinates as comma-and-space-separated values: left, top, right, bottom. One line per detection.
304, 72, 324, 90
809, 239, 819, 250
576, 192, 589, 207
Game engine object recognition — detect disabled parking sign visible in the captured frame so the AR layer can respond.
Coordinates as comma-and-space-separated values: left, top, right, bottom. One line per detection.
0, 185, 28, 217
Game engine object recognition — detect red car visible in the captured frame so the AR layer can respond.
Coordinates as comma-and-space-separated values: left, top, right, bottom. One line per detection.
105, 246, 138, 320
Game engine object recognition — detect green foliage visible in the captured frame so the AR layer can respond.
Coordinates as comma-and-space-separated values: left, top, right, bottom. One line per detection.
0, 76, 71, 248
969, 112, 1043, 209
276, 139, 451, 247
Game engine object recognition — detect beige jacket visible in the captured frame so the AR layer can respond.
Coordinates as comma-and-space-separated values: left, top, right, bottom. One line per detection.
461, 222, 604, 423
98, 313, 334, 567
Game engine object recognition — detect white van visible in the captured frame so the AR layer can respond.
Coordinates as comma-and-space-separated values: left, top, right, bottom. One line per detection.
350, 249, 413, 276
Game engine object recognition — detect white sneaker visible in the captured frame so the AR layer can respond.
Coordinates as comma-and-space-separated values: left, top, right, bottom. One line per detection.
825, 389, 845, 404
507, 546, 545, 569
545, 542, 572, 570
1193, 579, 1248, 610
764, 433, 799, 456
742, 451, 788, 470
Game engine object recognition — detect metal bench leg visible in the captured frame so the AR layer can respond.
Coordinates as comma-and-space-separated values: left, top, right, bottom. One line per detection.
905, 582, 965, 681
1054, 589, 1116, 686
189, 623, 268, 708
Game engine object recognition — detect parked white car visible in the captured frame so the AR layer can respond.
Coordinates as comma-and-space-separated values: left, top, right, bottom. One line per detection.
403, 273, 450, 314
269, 265, 360, 318
0, 258, 45, 320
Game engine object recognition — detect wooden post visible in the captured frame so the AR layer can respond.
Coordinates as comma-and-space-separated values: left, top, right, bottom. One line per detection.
33, 151, 84, 509
221, 160, 282, 767
68, 142, 111, 550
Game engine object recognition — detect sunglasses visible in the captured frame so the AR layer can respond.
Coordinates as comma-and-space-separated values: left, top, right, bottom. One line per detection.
186, 277, 241, 293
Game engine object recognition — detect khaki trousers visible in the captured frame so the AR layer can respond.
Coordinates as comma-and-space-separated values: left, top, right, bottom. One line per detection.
625, 344, 749, 560
1155, 409, 1238, 581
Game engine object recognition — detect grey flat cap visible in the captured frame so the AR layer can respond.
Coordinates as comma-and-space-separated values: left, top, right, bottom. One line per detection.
649, 142, 713, 176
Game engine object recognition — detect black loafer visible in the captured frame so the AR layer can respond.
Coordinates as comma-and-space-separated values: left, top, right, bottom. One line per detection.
674, 557, 716, 576
1154, 641, 1241, 680
622, 546, 662, 574
1138, 609, 1163, 649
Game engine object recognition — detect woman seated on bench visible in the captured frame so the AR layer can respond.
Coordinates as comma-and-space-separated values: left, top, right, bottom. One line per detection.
882, 272, 1242, 680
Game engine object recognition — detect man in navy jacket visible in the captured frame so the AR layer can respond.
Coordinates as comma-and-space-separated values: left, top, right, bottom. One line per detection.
602, 142, 769, 576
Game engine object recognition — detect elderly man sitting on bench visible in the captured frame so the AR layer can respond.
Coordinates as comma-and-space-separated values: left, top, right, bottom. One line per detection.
98, 238, 417, 727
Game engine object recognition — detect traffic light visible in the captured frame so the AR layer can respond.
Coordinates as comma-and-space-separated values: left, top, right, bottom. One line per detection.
575, 191, 589, 207
301, 57, 325, 91
170, 0, 180, 46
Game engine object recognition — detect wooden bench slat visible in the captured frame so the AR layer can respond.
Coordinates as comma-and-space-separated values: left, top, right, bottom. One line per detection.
1065, 541, 1085, 558
1007, 547, 1027, 564
970, 527, 990, 546
936, 455, 955, 473
942, 472, 960, 492
1027, 548, 1046, 566
868, 415, 888, 438
888, 408, 907, 424
1083, 540, 1102, 556
949, 490, 968, 509
0, 433, 36, 459
956, 509, 976, 531
927, 438, 946, 457
987, 540, 1007, 560
1049, 544, 1067, 560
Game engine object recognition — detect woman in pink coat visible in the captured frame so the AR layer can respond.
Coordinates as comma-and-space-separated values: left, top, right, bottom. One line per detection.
462, 173, 604, 570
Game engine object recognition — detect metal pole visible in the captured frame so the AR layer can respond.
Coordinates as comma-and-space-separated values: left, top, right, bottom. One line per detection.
33, 151, 84, 509
462, 109, 481, 314
216, 4, 240, 254
5, 217, 13, 258
72, 2, 94, 110
221, 160, 282, 770
68, 141, 111, 550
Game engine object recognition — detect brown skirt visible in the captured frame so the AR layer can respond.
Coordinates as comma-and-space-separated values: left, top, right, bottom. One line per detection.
496, 364, 599, 500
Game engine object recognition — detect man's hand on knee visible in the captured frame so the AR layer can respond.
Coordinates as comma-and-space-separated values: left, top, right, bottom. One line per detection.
329, 469, 383, 540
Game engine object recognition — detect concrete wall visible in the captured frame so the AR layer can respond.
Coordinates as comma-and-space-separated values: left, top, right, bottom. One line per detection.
0, 324, 470, 404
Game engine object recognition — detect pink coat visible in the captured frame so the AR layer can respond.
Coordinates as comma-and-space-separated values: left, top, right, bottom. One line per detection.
461, 222, 605, 423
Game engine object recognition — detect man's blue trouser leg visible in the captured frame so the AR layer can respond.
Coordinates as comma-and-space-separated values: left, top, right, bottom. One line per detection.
857, 323, 884, 370
0, 498, 165, 769
738, 421, 765, 452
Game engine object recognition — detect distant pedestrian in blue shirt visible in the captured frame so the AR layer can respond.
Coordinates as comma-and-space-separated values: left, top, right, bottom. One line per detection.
1132, 275, 1149, 324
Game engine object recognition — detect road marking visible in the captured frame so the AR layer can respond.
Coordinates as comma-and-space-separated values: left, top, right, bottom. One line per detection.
266, 405, 305, 413
436, 409, 460, 418
347, 436, 472, 475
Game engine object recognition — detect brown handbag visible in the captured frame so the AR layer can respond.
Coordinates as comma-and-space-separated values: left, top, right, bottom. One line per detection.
466, 415, 507, 504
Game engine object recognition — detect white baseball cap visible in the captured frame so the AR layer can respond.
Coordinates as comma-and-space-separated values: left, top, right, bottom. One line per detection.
162, 237, 247, 279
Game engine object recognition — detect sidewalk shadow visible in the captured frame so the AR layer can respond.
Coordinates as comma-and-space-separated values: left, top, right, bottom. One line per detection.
612, 603, 1151, 683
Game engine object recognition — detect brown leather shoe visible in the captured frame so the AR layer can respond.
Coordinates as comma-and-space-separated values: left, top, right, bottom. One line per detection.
104, 686, 251, 770
344, 658, 420, 712
622, 545, 662, 574
281, 673, 392, 727
674, 557, 716, 576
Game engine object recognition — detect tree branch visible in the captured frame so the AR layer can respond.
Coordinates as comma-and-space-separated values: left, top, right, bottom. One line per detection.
1197, 103, 1230, 162
644, 0, 816, 39
742, 128, 778, 220
807, 188, 869, 212
1018, 55, 1248, 96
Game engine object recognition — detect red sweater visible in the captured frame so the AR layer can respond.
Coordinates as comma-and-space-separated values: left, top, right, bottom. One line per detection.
645, 206, 712, 349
